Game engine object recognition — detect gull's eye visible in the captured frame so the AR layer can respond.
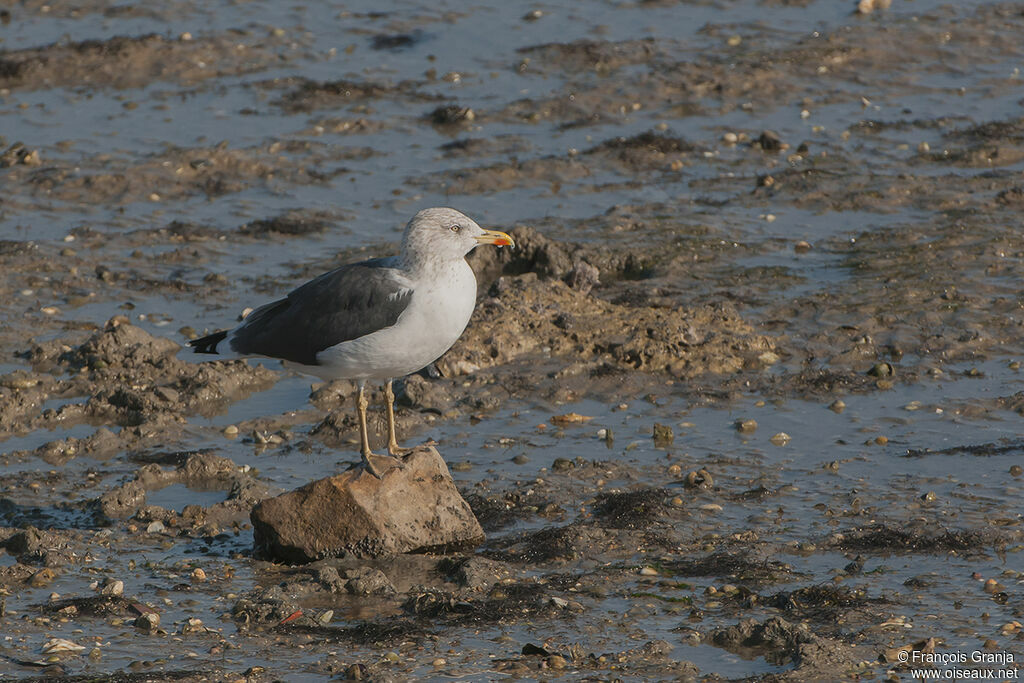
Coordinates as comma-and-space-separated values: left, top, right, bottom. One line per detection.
449, 224, 462, 233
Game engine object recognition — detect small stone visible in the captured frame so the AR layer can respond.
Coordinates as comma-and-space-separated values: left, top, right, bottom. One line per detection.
652, 423, 673, 446
667, 464, 682, 476
770, 432, 791, 446
191, 568, 206, 582
223, 425, 239, 437
794, 240, 812, 253
552, 457, 574, 472
135, 612, 160, 631
512, 454, 529, 465
920, 491, 937, 503
1009, 465, 1023, 477
181, 617, 205, 634
874, 435, 888, 445
146, 521, 165, 534
757, 130, 782, 151
41, 638, 85, 654
546, 655, 568, 669
639, 566, 659, 576
685, 469, 713, 489
829, 399, 846, 413
29, 568, 58, 587
451, 461, 473, 472
432, 657, 447, 666
867, 362, 894, 377
101, 579, 124, 596
735, 418, 758, 433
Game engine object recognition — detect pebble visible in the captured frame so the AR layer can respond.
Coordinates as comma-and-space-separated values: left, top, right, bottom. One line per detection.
1009, 465, 1023, 477
432, 657, 447, 666
769, 432, 791, 446
639, 566, 659, 576
181, 617, 205, 634
857, 0, 892, 13
135, 612, 160, 631
999, 621, 1022, 636
546, 654, 568, 669
452, 461, 473, 472
551, 457, 574, 472
146, 521, 166, 534
101, 579, 124, 596
652, 423, 674, 445
722, 132, 738, 144
874, 435, 888, 445
191, 568, 206, 582
667, 464, 682, 476
794, 240, 812, 253
685, 469, 713, 489
920, 491, 937, 503
512, 454, 529, 465
41, 638, 85, 654
223, 425, 239, 437
868, 362, 894, 377
735, 418, 758, 433
30, 568, 58, 587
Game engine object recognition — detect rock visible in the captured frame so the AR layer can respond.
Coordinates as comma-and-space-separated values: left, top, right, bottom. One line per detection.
97, 480, 146, 519
343, 567, 395, 595
29, 568, 58, 587
441, 556, 511, 589
135, 612, 160, 631
251, 446, 484, 562
5, 527, 44, 556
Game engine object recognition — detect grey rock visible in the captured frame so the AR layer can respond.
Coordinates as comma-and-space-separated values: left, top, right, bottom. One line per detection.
251, 446, 484, 562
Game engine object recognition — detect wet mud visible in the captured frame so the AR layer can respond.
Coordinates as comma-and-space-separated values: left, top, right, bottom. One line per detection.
1, 0, 1023, 680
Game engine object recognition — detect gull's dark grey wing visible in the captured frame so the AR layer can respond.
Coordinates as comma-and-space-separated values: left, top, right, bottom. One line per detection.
227, 257, 413, 366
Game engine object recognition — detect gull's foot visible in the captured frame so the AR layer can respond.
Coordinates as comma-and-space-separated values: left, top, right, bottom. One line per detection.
362, 452, 406, 479
387, 442, 411, 458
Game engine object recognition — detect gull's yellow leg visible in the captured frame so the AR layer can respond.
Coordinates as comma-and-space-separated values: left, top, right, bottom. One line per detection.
385, 379, 411, 457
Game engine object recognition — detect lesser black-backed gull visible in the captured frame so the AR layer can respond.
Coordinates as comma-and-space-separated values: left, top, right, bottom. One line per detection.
189, 207, 514, 477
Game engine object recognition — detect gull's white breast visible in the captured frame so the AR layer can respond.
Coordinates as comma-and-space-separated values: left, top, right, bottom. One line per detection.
313, 260, 477, 381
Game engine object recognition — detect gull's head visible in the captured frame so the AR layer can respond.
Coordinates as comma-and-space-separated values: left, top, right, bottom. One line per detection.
401, 207, 514, 265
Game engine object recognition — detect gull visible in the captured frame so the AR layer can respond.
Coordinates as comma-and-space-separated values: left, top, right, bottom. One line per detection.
189, 207, 514, 477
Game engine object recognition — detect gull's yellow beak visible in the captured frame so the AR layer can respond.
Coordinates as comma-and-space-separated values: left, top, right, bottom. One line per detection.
475, 229, 515, 247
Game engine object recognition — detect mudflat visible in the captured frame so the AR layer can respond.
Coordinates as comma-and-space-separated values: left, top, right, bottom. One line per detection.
1, 0, 1022, 680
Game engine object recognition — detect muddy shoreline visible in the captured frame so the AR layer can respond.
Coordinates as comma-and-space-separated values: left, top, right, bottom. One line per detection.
2, 0, 1024, 680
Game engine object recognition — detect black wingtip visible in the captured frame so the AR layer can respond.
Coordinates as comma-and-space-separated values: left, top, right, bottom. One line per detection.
189, 330, 228, 354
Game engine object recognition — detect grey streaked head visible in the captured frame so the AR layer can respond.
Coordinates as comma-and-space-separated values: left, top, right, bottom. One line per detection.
400, 207, 514, 267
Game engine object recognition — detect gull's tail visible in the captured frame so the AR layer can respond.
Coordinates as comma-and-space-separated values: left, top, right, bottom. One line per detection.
189, 330, 228, 354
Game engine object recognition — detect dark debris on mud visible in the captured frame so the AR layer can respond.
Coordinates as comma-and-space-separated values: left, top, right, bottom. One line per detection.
830, 524, 1013, 555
